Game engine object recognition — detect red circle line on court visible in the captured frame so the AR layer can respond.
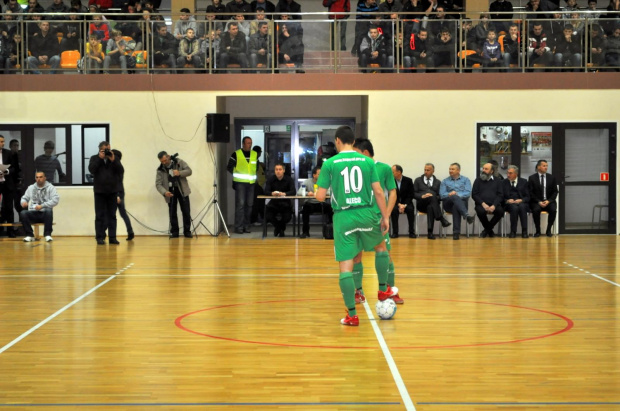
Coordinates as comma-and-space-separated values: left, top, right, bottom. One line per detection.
174, 298, 574, 350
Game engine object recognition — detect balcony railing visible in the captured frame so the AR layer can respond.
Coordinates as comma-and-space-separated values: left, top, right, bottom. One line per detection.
1, 10, 618, 74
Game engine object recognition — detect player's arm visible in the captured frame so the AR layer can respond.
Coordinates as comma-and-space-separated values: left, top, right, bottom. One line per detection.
316, 187, 328, 202
372, 181, 390, 235
386, 188, 397, 215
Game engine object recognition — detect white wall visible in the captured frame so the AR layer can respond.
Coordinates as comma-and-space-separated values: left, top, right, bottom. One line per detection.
2, 89, 617, 236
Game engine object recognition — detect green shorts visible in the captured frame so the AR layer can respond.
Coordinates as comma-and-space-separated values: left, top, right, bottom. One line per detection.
333, 207, 386, 262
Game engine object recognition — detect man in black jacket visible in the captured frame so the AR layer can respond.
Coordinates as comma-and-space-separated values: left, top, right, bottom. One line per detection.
0, 135, 20, 237
503, 165, 529, 238
153, 23, 178, 73
528, 159, 558, 237
472, 162, 504, 238
26, 21, 60, 74
264, 162, 296, 237
413, 163, 451, 239
391, 164, 416, 238
88, 141, 123, 245
220, 22, 249, 71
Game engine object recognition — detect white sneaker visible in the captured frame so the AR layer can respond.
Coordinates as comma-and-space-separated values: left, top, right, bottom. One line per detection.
23, 236, 35, 242
45, 236, 53, 242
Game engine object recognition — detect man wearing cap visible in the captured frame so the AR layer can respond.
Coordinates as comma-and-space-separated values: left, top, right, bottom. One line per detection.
227, 136, 258, 234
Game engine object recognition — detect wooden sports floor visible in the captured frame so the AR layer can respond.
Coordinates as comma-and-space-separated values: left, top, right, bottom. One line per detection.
1, 234, 619, 410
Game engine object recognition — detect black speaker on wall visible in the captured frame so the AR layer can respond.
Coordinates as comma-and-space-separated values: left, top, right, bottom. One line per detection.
206, 113, 230, 143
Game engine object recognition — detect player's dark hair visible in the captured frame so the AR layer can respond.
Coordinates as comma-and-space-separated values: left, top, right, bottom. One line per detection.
353, 138, 374, 157
335, 126, 355, 145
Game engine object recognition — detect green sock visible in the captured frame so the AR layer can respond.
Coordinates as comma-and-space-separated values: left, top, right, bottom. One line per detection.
375, 251, 389, 292
339, 272, 357, 316
353, 262, 364, 292
387, 260, 395, 287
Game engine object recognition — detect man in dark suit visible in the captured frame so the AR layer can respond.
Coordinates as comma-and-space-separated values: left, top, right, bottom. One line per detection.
391, 164, 416, 238
503, 165, 529, 238
0, 135, 20, 237
472, 162, 504, 238
528, 159, 558, 237
413, 163, 451, 240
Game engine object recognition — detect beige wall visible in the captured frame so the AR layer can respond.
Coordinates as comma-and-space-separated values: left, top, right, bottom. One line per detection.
3, 89, 617, 236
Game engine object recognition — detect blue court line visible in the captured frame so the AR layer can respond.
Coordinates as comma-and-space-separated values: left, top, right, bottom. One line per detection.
0, 402, 401, 407
419, 402, 620, 406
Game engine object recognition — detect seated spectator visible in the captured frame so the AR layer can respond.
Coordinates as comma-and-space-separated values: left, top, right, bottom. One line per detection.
25, 0, 45, 14
413, 163, 451, 240
589, 24, 607, 68
432, 27, 456, 71
3, 32, 25, 74
562, 0, 579, 18
428, 6, 456, 39
58, 9, 83, 53
482, 27, 502, 71
249, 21, 272, 70
34, 141, 66, 183
298, 166, 333, 238
46, 0, 70, 18
103, 29, 128, 74
71, 0, 89, 13
587, 0, 602, 19
391, 164, 416, 238
489, 0, 513, 34
173, 8, 197, 41
527, 21, 553, 69
252, 0, 276, 15
177, 27, 203, 72
220, 22, 249, 71
605, 25, 620, 70
250, 7, 271, 35
472, 162, 504, 238
440, 162, 475, 241
471, 13, 493, 54
524, 0, 558, 19
275, 0, 301, 20
502, 23, 521, 71
200, 26, 222, 69
88, 0, 112, 10
379, 0, 402, 18
277, 14, 304, 71
1, 10, 19, 40
153, 23, 178, 73
20, 171, 60, 243
404, 26, 434, 71
83, 33, 104, 72
352, 0, 380, 56
264, 162, 296, 237
226, 0, 253, 18
226, 13, 251, 44
89, 14, 110, 42
502, 165, 529, 238
2, 0, 22, 14
27, 21, 61, 74
569, 12, 585, 36
116, 5, 143, 48
553, 23, 582, 71
199, 12, 225, 39
207, 0, 227, 21
26, 14, 44, 40
358, 25, 389, 72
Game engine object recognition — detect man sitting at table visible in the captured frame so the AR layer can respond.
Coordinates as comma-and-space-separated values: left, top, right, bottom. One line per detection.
264, 162, 296, 237
297, 165, 333, 238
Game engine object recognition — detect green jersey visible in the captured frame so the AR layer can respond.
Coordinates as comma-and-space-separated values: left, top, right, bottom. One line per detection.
374, 161, 396, 214
318, 150, 379, 212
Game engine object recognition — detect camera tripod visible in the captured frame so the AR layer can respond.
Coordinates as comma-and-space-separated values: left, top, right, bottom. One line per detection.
192, 154, 230, 237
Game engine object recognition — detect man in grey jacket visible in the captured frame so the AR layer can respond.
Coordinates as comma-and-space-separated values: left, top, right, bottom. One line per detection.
20, 171, 59, 242
156, 151, 193, 238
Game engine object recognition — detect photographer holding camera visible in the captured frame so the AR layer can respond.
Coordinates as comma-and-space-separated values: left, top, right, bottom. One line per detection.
89, 141, 124, 245
156, 151, 193, 238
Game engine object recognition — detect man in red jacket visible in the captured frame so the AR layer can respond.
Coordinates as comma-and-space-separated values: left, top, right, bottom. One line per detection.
323, 0, 350, 51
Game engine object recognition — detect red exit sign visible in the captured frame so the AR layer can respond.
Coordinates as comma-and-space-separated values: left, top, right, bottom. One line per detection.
601, 172, 609, 181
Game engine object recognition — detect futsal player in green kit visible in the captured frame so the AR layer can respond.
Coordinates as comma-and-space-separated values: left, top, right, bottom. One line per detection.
351, 138, 403, 305
316, 126, 398, 326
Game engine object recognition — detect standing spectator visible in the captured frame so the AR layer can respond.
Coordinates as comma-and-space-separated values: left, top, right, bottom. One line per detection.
27, 21, 61, 74
440, 162, 475, 240
112, 150, 134, 241
20, 171, 59, 242
0, 135, 20, 238
88, 141, 123, 245
323, 0, 350, 51
34, 140, 66, 183
390, 164, 416, 239
156, 151, 193, 239
227, 136, 258, 234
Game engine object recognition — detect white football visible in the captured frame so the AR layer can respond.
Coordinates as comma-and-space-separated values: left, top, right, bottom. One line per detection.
375, 299, 397, 320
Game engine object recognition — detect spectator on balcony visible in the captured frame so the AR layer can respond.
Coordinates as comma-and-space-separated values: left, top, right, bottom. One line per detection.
404, 27, 434, 71
604, 25, 620, 69
527, 21, 552, 69
220, 21, 249, 71
26, 14, 44, 40
207, 0, 227, 21
402, 0, 429, 34
587, 0, 602, 19
277, 14, 304, 71
482, 27, 502, 70
249, 21, 271, 70
275, 0, 301, 20
83, 33, 104, 72
428, 5, 456, 39
3, 0, 22, 15
3, 32, 24, 74
226, 13, 251, 44
27, 21, 61, 74
173, 8, 197, 41
226, 0, 253, 19
103, 29, 128, 74
525, 0, 558, 20
1, 10, 19, 40
199, 11, 225, 39
323, 0, 350, 51
553, 23, 582, 71
88, 0, 112, 10
471, 12, 494, 53
562, 0, 579, 18
489, 0, 513, 33
252, 0, 275, 15
153, 23, 178, 73
25, 0, 44, 14
589, 24, 606, 68
46, 0, 70, 18
569, 12, 585, 36
89, 14, 110, 42
502, 23, 521, 71
177, 27, 203, 72
432, 26, 456, 70
250, 7, 270, 35
379, 0, 402, 18
352, 0, 379, 56
358, 24, 389, 72
200, 25, 222, 68
71, 0, 89, 13
58, 9, 82, 53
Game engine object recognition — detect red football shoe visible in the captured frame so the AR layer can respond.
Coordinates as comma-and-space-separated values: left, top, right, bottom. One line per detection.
392, 293, 404, 304
378, 286, 399, 301
340, 313, 359, 326
355, 290, 366, 304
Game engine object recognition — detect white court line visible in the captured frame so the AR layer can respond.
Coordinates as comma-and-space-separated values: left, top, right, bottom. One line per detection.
563, 261, 620, 288
362, 300, 416, 411
0, 263, 133, 355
